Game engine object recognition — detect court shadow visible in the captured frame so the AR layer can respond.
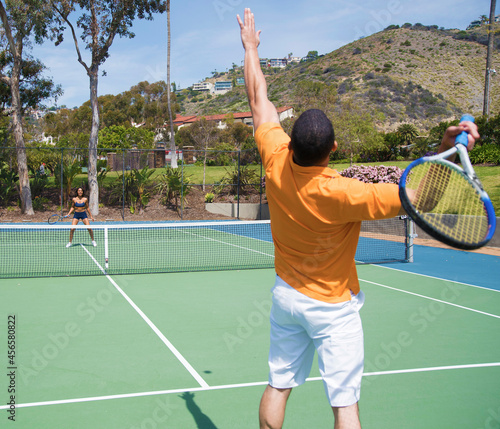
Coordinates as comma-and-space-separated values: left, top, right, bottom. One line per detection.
179, 392, 218, 429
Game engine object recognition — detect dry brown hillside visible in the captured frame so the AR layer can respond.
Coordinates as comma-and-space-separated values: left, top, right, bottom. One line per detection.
179, 25, 499, 132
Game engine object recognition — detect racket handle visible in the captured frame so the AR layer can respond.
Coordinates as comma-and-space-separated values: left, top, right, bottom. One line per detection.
455, 114, 475, 146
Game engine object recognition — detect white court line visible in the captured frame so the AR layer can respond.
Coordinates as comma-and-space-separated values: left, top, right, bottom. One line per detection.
360, 278, 500, 319
2, 362, 499, 410
80, 245, 209, 389
180, 229, 274, 258
308, 361, 500, 381
371, 263, 500, 293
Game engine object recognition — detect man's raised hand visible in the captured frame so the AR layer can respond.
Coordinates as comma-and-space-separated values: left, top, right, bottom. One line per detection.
237, 8, 261, 50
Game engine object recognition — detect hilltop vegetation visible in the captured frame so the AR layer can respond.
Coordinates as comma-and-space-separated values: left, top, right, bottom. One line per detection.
179, 23, 499, 132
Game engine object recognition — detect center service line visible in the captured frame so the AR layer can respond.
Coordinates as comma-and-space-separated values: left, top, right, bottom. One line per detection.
81, 244, 209, 388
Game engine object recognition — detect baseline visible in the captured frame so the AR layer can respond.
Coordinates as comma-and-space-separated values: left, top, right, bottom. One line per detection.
2, 362, 498, 411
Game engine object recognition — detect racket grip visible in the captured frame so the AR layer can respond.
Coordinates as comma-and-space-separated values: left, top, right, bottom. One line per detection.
455, 114, 475, 146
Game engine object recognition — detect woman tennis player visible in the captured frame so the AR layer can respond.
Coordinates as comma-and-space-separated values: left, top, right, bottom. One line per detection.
66, 187, 96, 248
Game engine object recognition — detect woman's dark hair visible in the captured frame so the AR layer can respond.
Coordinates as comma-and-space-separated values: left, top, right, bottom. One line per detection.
290, 109, 335, 166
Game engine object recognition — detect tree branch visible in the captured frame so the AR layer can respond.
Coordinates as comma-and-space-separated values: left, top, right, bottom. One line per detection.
95, 6, 127, 66
52, 4, 91, 75
0, 74, 11, 85
0, 3, 17, 56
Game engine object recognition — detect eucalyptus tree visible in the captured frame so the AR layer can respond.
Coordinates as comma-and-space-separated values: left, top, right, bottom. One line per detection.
52, 0, 167, 214
0, 0, 59, 214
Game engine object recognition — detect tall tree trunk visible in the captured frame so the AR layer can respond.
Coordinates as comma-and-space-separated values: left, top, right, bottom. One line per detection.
88, 66, 99, 215
483, 0, 497, 118
166, 0, 177, 168
11, 48, 33, 215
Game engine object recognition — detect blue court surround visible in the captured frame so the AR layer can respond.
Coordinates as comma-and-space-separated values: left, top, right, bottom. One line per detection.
379, 245, 500, 291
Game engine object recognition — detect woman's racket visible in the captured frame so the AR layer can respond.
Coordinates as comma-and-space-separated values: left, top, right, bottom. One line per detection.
48, 214, 69, 225
399, 114, 496, 250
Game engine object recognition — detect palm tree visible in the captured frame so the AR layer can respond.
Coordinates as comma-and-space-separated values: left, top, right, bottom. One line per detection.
166, 0, 177, 168
396, 124, 419, 146
130, 166, 154, 215
483, 0, 497, 119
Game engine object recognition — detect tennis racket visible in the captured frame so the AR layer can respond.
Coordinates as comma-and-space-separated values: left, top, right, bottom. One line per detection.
399, 114, 496, 250
48, 214, 69, 225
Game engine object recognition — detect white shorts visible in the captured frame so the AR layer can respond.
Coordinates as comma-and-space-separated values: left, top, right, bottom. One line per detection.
268, 276, 365, 407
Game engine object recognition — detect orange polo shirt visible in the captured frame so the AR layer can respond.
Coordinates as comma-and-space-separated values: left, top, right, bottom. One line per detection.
255, 122, 401, 303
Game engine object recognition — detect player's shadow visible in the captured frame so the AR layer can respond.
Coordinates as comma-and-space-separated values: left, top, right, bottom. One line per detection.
179, 392, 218, 429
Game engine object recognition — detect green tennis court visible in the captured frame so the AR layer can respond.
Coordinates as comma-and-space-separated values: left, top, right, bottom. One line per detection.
1, 222, 499, 428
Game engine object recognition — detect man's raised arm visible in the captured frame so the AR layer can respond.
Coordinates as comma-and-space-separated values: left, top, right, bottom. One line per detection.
237, 8, 279, 131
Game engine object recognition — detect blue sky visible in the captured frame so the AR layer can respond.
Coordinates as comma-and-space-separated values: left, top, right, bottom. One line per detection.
32, 0, 496, 109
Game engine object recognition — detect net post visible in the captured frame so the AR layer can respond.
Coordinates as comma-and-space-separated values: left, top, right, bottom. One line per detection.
408, 217, 415, 263
105, 226, 109, 271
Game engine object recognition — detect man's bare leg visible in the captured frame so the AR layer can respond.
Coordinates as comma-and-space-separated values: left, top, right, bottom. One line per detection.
333, 403, 361, 429
259, 385, 292, 429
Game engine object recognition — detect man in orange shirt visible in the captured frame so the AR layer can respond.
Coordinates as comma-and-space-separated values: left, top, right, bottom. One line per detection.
237, 8, 478, 429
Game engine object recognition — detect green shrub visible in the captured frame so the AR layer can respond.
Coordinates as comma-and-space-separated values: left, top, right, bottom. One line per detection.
216, 164, 260, 196
30, 173, 49, 198
155, 167, 192, 211
469, 144, 500, 165
128, 166, 155, 214
0, 162, 18, 207
32, 196, 50, 211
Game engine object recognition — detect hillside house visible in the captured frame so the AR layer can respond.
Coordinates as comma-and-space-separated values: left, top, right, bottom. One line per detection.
193, 82, 214, 93
214, 81, 233, 94
269, 58, 288, 68
172, 106, 294, 131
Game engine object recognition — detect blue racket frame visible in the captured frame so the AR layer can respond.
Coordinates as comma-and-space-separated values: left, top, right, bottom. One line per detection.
399, 115, 496, 250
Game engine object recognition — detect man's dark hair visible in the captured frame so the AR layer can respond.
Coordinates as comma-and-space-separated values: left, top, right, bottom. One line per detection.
290, 109, 335, 166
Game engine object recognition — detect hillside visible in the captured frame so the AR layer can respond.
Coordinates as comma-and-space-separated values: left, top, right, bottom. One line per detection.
178, 25, 500, 132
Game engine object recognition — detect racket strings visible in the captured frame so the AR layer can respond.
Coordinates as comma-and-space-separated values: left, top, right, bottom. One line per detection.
405, 162, 489, 245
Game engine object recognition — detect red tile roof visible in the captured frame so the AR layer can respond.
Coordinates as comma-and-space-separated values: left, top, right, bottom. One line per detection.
172, 106, 293, 126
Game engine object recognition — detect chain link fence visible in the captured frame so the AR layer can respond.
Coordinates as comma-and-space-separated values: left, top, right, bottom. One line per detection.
0, 146, 266, 220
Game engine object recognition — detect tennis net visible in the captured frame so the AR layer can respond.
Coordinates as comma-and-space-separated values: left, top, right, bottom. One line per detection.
0, 217, 412, 278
